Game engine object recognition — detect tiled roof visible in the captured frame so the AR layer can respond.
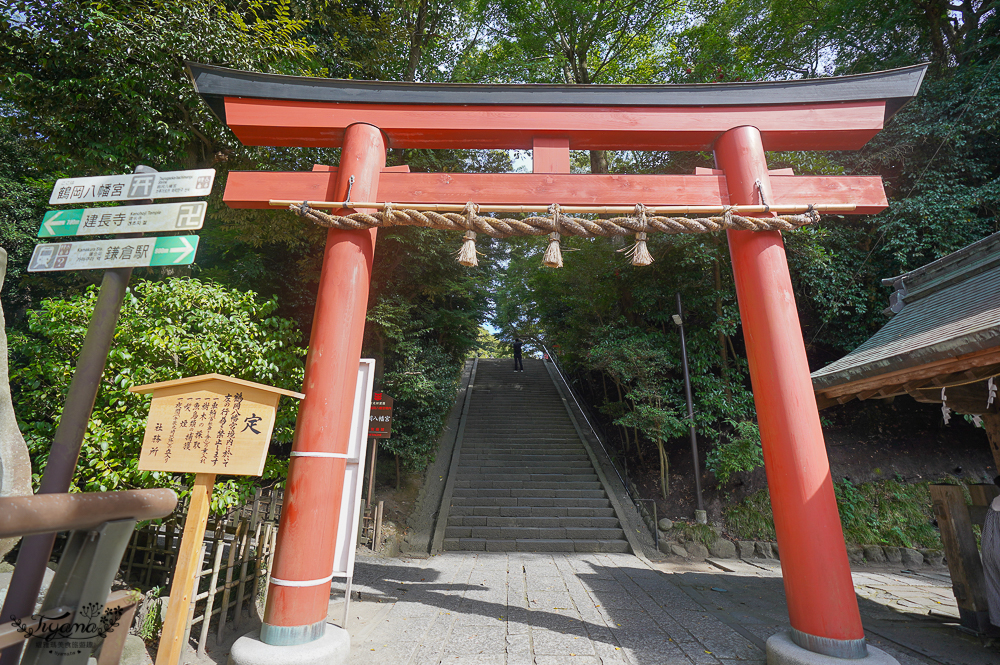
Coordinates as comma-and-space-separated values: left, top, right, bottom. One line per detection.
812, 231, 1000, 390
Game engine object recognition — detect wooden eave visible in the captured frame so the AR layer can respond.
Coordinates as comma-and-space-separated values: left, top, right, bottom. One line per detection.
813, 231, 1000, 410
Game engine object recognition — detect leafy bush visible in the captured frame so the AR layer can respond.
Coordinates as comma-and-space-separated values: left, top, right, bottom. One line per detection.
724, 479, 942, 548
706, 419, 764, 484
10, 277, 305, 511
723, 488, 777, 542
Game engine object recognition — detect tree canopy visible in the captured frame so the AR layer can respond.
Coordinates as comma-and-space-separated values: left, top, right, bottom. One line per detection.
2, 0, 998, 509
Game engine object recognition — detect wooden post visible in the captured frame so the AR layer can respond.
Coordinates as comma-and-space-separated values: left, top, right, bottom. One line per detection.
929, 484, 991, 632
156, 473, 214, 665
367, 438, 377, 507
261, 122, 386, 644
984, 413, 1000, 474
715, 126, 865, 658
218, 520, 246, 642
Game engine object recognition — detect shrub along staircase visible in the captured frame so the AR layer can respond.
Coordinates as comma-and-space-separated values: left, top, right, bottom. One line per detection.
443, 358, 630, 553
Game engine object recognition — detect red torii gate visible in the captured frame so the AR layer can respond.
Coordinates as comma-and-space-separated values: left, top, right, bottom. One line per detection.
187, 62, 926, 662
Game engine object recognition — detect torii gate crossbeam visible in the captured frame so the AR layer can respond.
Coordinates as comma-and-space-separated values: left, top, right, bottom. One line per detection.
186, 62, 927, 664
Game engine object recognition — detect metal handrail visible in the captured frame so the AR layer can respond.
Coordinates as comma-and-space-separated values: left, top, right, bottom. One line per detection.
541, 343, 633, 503
0, 489, 178, 539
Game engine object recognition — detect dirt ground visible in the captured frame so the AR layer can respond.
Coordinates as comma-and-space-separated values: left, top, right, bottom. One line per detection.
365, 457, 424, 553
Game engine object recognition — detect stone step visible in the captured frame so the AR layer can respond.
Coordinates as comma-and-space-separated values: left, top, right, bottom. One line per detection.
459, 446, 584, 454
448, 505, 617, 518
454, 473, 599, 482
449, 497, 612, 508
442, 538, 630, 553
451, 488, 608, 499
445, 526, 625, 540
447, 515, 621, 528
452, 480, 602, 490
458, 454, 590, 463
460, 460, 594, 469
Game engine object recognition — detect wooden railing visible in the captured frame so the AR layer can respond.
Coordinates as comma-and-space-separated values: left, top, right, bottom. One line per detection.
0, 489, 176, 665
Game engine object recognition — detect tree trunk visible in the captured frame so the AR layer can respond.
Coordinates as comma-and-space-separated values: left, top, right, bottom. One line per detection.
984, 412, 1000, 474
395, 454, 401, 491
589, 150, 609, 174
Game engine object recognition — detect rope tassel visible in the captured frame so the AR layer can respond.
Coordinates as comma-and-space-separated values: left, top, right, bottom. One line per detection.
629, 232, 653, 266
455, 202, 480, 267
543, 232, 563, 268
542, 204, 564, 268
617, 204, 654, 266
457, 230, 478, 266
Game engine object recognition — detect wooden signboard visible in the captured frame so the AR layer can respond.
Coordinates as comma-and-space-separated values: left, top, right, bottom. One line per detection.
133, 374, 302, 476
130, 374, 303, 665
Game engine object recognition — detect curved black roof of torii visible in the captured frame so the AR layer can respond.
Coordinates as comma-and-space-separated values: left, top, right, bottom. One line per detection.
185, 61, 928, 126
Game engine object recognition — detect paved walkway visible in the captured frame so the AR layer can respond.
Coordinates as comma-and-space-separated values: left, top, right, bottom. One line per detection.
329, 552, 998, 665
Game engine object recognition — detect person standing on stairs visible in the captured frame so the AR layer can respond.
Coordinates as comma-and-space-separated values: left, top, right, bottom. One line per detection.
513, 338, 524, 372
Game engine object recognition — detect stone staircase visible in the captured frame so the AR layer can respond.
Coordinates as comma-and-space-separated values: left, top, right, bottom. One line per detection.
442, 358, 631, 553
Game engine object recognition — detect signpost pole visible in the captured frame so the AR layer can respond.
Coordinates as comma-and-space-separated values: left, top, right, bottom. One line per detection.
156, 473, 215, 665
0, 165, 155, 665
366, 439, 377, 507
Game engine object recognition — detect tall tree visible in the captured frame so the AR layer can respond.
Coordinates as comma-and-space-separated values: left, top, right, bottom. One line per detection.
485, 0, 680, 172
0, 0, 315, 172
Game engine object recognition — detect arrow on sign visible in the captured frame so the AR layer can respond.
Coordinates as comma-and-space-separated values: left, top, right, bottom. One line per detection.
43, 218, 68, 235
39, 210, 82, 237
169, 236, 195, 263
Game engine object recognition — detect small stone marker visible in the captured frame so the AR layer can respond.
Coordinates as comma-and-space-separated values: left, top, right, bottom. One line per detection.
131, 374, 303, 665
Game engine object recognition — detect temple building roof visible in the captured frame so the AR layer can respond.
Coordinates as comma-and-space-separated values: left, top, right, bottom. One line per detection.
812, 231, 1000, 410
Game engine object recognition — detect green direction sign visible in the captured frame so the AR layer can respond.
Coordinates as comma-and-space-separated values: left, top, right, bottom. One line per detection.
38, 201, 207, 237
28, 236, 200, 272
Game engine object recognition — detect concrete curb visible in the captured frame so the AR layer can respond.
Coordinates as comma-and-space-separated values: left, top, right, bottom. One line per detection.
766, 630, 898, 665
402, 358, 475, 555
429, 357, 479, 554
228, 624, 349, 665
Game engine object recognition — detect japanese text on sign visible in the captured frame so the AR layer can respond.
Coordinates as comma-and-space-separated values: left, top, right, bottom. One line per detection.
368, 393, 393, 439
28, 236, 199, 272
49, 169, 215, 205
39, 201, 207, 237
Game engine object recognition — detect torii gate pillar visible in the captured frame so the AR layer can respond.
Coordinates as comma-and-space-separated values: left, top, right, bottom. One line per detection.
260, 122, 386, 645
716, 126, 867, 659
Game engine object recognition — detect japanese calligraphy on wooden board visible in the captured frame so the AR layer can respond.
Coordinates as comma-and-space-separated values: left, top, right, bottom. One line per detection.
130, 374, 304, 476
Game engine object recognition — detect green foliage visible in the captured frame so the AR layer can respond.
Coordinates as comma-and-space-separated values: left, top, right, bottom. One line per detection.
1, 0, 315, 172
9, 278, 305, 511
725, 480, 942, 548
364, 227, 500, 470
706, 420, 763, 485
723, 488, 777, 542
673, 522, 718, 548
138, 586, 165, 641
472, 328, 508, 359
834, 479, 940, 548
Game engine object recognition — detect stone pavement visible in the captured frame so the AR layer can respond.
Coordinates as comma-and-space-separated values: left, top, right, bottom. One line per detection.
329, 552, 1000, 665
